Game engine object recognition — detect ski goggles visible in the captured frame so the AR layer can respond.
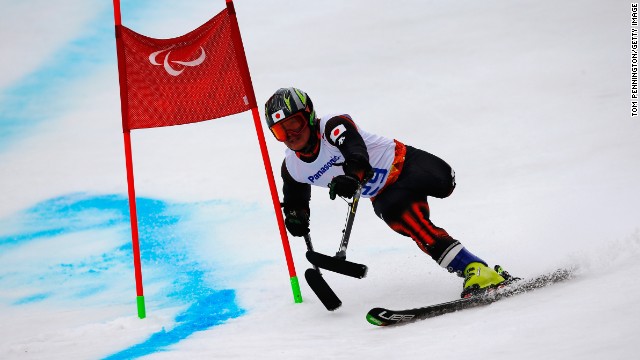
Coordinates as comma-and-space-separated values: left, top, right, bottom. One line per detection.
269, 112, 308, 142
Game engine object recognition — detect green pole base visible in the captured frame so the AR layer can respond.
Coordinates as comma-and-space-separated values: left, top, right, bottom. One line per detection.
137, 295, 146, 319
290, 276, 303, 303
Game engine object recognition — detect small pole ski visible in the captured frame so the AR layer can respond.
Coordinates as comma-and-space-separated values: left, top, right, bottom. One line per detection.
303, 234, 342, 311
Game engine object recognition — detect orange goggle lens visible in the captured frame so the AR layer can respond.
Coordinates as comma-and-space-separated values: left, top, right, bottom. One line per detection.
269, 113, 308, 142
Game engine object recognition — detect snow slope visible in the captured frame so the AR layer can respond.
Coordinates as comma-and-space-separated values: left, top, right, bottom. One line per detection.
0, 0, 638, 359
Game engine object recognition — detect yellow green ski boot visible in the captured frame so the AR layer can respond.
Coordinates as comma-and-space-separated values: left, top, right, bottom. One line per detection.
461, 262, 508, 298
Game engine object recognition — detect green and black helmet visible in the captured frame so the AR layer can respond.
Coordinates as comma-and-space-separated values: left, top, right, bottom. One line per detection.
264, 87, 316, 129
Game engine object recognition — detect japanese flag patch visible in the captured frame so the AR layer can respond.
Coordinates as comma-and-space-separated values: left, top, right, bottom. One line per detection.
330, 124, 347, 143
271, 109, 286, 123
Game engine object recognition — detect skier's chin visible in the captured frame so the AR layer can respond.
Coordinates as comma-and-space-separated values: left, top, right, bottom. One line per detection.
286, 138, 305, 151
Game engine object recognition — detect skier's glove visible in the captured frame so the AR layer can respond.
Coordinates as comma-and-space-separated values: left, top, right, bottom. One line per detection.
328, 175, 360, 200
283, 207, 310, 237
343, 159, 373, 184
328, 159, 373, 200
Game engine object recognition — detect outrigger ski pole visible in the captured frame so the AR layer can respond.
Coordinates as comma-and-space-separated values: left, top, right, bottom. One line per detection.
336, 185, 362, 259
305, 186, 368, 279
304, 186, 367, 311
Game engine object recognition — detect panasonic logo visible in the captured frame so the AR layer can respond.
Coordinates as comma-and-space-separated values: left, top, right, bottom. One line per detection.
308, 155, 341, 183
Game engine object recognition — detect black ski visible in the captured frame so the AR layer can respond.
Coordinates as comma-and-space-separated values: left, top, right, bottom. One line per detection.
366, 267, 574, 326
305, 268, 342, 311
306, 250, 368, 279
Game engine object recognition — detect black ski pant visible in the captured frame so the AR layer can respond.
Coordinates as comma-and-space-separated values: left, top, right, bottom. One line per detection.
372, 146, 459, 264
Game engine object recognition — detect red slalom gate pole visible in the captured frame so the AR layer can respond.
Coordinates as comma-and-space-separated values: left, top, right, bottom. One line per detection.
226, 0, 302, 303
122, 131, 146, 318
249, 107, 303, 303
113, 0, 146, 318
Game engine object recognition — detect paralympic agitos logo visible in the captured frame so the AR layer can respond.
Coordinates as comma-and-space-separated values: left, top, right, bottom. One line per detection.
148, 46, 206, 76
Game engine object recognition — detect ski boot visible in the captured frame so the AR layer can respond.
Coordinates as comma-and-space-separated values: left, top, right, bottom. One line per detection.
461, 262, 519, 298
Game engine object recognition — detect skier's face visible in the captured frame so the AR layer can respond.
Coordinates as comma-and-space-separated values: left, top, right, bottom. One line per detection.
283, 121, 311, 151
271, 113, 311, 151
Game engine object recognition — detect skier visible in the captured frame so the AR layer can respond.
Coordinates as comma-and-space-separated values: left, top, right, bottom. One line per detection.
265, 87, 513, 297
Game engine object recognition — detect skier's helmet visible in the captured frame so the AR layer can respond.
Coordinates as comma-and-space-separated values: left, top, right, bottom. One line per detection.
264, 87, 316, 133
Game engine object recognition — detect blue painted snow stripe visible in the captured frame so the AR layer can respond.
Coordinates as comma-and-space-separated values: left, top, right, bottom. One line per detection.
104, 291, 244, 360
0, 193, 245, 357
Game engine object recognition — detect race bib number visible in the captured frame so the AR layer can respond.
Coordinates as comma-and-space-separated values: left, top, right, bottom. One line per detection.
362, 168, 388, 197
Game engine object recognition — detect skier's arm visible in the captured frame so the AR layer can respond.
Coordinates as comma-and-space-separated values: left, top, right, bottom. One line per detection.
281, 161, 311, 237
324, 115, 372, 182
281, 160, 311, 208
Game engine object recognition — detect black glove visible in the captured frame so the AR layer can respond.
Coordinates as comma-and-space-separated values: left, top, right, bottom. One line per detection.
328, 175, 360, 200
343, 159, 373, 183
284, 206, 310, 237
